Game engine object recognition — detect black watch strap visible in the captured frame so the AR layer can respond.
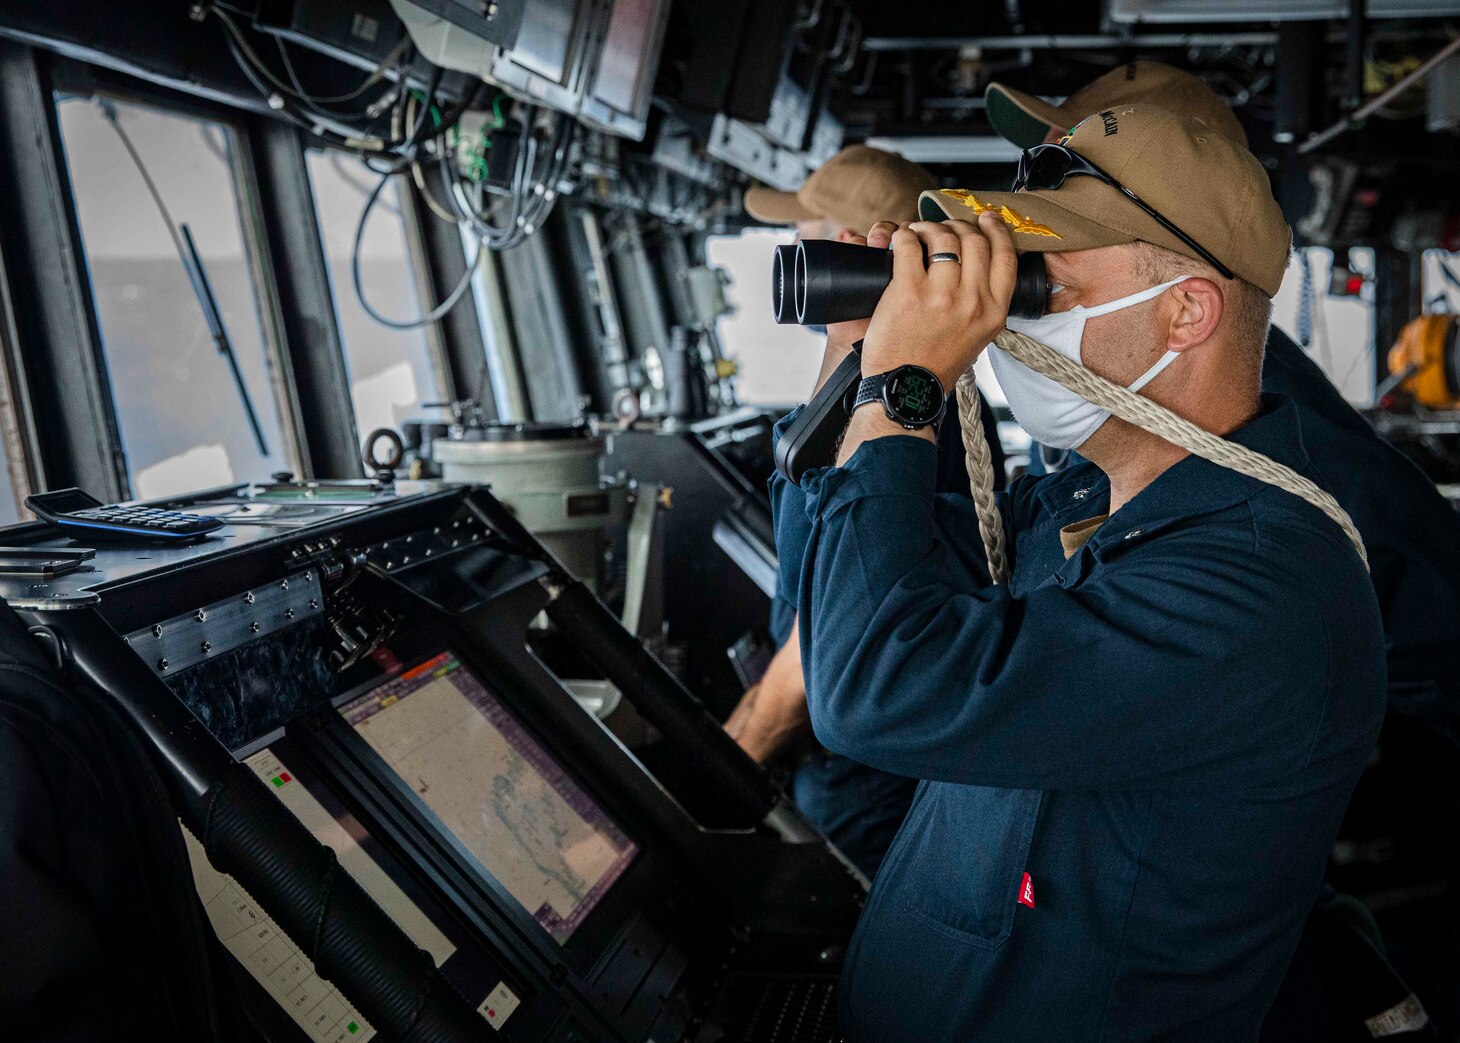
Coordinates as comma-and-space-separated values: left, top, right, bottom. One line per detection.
853, 373, 888, 413
853, 369, 945, 430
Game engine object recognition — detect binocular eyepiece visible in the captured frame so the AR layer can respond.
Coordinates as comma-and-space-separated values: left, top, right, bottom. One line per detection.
772, 239, 1049, 326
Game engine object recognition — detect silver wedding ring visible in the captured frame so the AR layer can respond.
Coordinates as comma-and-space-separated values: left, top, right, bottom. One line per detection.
928, 252, 961, 264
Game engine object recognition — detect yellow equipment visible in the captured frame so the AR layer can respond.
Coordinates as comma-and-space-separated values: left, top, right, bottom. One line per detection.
1387, 313, 1460, 409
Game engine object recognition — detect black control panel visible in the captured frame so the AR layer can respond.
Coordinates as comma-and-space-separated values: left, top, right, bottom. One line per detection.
2, 483, 861, 1043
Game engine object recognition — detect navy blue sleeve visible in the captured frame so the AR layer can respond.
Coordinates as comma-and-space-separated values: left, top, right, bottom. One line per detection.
1263, 327, 1460, 723
769, 407, 812, 627
779, 435, 1365, 791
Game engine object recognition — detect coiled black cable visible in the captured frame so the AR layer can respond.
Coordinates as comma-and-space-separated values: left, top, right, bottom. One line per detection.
200, 762, 489, 1042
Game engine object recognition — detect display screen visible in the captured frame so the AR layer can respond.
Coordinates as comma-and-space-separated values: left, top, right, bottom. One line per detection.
33, 489, 103, 515
506, 0, 581, 84
339, 652, 636, 943
890, 369, 939, 422
591, 0, 660, 114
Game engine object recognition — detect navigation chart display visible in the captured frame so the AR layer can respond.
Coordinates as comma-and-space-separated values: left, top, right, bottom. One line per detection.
340, 651, 637, 944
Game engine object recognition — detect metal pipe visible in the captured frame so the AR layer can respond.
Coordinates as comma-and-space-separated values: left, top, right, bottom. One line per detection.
1273, 22, 1325, 144
1299, 35, 1460, 154
1346, 0, 1368, 113
862, 31, 1278, 52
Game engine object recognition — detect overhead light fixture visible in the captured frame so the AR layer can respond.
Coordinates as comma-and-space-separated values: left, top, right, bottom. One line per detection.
864, 136, 1023, 164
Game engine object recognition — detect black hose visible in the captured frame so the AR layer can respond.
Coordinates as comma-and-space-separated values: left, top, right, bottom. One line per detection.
36, 613, 492, 1043
200, 764, 488, 1042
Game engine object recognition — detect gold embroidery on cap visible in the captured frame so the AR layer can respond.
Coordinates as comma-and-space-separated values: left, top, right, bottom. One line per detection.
938, 189, 1063, 238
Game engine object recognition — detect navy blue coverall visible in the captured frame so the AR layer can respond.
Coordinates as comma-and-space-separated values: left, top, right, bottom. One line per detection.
786, 327, 1460, 882
772, 392, 1386, 1041
1029, 331, 1460, 724
770, 390, 1002, 878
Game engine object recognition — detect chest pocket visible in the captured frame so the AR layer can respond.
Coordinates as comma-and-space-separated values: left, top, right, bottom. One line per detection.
893, 783, 1044, 949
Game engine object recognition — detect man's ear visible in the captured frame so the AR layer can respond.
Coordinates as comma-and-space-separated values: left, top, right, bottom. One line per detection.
1166, 278, 1224, 353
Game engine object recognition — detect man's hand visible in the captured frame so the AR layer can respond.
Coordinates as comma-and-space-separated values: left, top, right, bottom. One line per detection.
723, 620, 812, 764
860, 213, 1018, 390
810, 221, 900, 396
826, 221, 900, 351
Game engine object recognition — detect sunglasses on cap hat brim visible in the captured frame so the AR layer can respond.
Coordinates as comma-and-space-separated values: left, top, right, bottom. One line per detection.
1014, 143, 1235, 280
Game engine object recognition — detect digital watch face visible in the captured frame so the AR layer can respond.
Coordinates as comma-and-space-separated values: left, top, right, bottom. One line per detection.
885, 366, 944, 427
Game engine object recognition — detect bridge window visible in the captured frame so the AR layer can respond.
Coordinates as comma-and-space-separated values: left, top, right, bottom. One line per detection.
55, 95, 293, 498
1422, 250, 1460, 314
704, 228, 825, 406
0, 397, 25, 526
306, 151, 450, 440
1272, 247, 1377, 405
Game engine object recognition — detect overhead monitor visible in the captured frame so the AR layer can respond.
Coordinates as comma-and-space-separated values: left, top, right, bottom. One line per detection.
482, 0, 597, 123
339, 651, 637, 944
580, 0, 672, 140
502, 0, 581, 84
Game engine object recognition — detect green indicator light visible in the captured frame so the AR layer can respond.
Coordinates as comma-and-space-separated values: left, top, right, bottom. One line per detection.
270, 776, 284, 788
347, 1023, 359, 1034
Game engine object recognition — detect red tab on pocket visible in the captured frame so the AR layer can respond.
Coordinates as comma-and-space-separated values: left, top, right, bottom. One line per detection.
1018, 872, 1036, 909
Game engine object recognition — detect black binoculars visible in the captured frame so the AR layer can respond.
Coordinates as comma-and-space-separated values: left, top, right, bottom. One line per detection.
772, 239, 1049, 325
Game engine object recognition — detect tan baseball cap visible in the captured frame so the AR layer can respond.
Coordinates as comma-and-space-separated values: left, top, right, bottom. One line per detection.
744, 145, 937, 234
918, 105, 1290, 296
986, 61, 1248, 150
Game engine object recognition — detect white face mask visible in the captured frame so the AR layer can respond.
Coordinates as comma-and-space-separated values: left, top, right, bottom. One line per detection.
989, 277, 1189, 450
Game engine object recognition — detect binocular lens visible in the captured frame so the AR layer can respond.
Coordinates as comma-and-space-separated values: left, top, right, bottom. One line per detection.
771, 245, 796, 324
771, 239, 1049, 327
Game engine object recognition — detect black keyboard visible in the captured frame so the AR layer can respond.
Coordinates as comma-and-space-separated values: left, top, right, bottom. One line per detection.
26, 488, 223, 541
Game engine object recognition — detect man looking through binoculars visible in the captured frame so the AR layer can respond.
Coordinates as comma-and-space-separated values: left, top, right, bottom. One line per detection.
736, 64, 1460, 898
727, 145, 1007, 878
772, 102, 1384, 1042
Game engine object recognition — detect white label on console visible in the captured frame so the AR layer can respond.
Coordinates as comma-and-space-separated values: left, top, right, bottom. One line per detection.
182, 827, 375, 1042
478, 981, 521, 1030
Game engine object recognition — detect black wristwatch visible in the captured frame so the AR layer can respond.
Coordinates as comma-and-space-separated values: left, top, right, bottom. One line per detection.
853, 365, 947, 430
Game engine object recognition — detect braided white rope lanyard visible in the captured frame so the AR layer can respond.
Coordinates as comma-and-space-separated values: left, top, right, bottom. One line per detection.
957, 328, 1368, 586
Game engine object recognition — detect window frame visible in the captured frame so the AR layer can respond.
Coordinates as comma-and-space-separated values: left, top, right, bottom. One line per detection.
0, 44, 127, 502
0, 253, 43, 520
49, 57, 310, 494
303, 149, 461, 443
0, 39, 586, 495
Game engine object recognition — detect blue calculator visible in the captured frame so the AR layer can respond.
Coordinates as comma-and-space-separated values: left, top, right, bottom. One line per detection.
26, 488, 223, 541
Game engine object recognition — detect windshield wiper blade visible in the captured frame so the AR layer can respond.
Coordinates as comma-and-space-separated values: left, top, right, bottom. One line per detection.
179, 223, 270, 457
99, 100, 270, 458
